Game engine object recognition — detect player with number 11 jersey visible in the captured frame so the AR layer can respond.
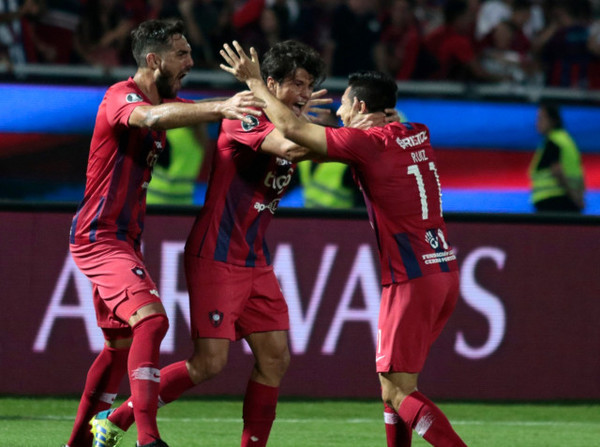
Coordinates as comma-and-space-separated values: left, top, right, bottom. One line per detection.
326, 121, 458, 285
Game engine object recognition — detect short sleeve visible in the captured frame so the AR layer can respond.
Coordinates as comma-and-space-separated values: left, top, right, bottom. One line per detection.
104, 84, 151, 128
326, 126, 372, 165
221, 111, 275, 152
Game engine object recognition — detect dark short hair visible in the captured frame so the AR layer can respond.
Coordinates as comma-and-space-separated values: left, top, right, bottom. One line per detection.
539, 102, 563, 129
347, 71, 398, 113
131, 19, 186, 67
260, 40, 326, 86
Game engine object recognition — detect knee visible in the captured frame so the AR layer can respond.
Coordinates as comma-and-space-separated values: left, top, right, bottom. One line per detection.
133, 313, 169, 342
380, 377, 414, 410
187, 350, 228, 383
256, 345, 290, 380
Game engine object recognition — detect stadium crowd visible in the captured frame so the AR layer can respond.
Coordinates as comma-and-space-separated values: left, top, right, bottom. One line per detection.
2, 0, 600, 89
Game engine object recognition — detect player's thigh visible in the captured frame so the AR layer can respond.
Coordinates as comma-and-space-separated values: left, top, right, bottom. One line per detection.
236, 266, 289, 339
377, 275, 454, 373
430, 270, 460, 342
71, 240, 161, 328
184, 254, 252, 340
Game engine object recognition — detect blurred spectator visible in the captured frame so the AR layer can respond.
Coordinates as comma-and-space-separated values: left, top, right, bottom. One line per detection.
242, 6, 282, 57
174, 0, 227, 68
476, 0, 544, 41
329, 0, 381, 76
290, 0, 338, 68
478, 18, 537, 84
73, 0, 141, 68
0, 0, 40, 68
424, 0, 502, 81
413, 0, 444, 35
226, 0, 298, 57
24, 0, 81, 63
375, 0, 424, 80
529, 102, 585, 212
587, 10, 600, 88
532, 0, 593, 88
267, 0, 299, 40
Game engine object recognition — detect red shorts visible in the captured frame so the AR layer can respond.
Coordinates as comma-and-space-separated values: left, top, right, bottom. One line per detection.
70, 240, 162, 330
185, 255, 289, 341
376, 271, 459, 374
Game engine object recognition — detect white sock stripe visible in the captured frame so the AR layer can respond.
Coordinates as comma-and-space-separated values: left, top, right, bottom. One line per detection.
384, 412, 400, 424
415, 412, 435, 437
99, 392, 117, 404
131, 366, 161, 383
158, 396, 166, 408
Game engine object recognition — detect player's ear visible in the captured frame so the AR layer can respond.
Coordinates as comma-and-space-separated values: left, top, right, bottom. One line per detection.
358, 100, 368, 114
266, 76, 276, 90
146, 52, 161, 70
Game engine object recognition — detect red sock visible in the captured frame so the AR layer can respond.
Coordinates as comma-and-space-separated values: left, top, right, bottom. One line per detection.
156, 360, 195, 404
109, 360, 195, 431
241, 380, 279, 447
127, 314, 169, 445
67, 346, 128, 447
398, 391, 466, 447
384, 403, 412, 447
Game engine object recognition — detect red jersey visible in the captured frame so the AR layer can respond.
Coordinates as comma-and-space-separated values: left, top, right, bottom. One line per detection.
326, 122, 458, 285
70, 78, 190, 248
185, 113, 294, 267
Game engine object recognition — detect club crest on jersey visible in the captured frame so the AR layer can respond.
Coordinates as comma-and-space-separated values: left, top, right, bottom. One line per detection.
241, 115, 260, 131
126, 93, 143, 103
131, 266, 146, 279
208, 310, 224, 328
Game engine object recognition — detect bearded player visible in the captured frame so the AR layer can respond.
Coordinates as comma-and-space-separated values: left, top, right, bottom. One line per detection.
88, 40, 328, 447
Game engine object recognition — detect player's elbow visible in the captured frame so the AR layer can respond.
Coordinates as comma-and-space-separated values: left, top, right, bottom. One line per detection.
130, 107, 167, 130
285, 148, 308, 163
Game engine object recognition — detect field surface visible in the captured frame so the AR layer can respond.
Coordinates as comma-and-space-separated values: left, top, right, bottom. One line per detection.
0, 396, 599, 447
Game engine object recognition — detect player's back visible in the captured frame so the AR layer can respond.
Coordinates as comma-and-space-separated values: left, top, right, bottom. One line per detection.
326, 121, 457, 284
358, 122, 444, 230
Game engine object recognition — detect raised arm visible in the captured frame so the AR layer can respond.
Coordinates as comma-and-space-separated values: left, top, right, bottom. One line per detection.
129, 90, 266, 130
220, 41, 329, 158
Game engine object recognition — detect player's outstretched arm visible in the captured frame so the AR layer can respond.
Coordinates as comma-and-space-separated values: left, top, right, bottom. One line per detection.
220, 41, 329, 157
128, 91, 265, 130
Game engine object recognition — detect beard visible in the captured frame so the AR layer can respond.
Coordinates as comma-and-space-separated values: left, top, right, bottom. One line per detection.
156, 71, 177, 99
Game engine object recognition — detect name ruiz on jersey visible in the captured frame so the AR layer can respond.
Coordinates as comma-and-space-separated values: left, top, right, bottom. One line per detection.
395, 131, 428, 149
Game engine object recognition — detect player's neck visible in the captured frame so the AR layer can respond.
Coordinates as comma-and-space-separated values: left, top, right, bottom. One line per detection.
133, 70, 161, 105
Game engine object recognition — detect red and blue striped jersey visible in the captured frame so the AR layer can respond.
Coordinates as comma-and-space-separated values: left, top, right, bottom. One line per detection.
70, 78, 190, 248
326, 121, 458, 285
185, 113, 294, 267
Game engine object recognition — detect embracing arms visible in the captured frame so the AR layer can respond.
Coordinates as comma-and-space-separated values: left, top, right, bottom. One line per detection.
129, 90, 266, 130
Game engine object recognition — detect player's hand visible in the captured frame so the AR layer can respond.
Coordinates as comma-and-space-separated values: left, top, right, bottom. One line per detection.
303, 89, 334, 124
345, 97, 382, 129
384, 108, 401, 123
219, 90, 266, 123
219, 41, 262, 84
